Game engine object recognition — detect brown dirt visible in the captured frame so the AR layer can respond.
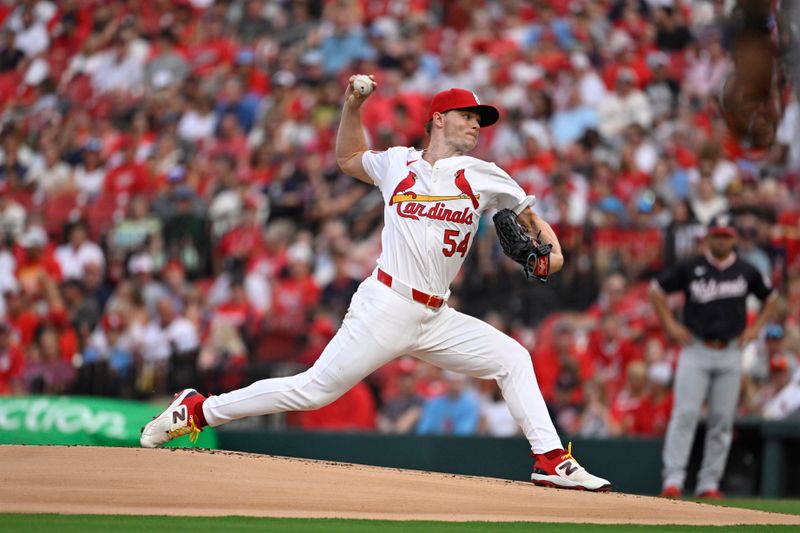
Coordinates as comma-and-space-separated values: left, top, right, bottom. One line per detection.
2, 445, 799, 525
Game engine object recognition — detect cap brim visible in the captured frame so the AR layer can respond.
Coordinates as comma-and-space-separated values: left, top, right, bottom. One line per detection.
455, 104, 500, 127
708, 227, 737, 237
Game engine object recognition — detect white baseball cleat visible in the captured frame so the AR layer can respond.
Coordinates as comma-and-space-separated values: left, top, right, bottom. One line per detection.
140, 388, 205, 448
530, 443, 612, 492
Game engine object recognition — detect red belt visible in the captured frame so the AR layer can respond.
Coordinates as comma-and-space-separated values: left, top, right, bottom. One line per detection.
376, 268, 444, 308
702, 339, 730, 349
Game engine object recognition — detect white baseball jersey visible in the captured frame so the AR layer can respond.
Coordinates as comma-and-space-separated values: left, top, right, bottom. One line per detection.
202, 147, 565, 458
361, 147, 535, 295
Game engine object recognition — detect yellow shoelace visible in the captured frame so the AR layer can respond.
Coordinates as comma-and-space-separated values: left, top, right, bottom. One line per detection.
167, 417, 203, 443
562, 441, 576, 462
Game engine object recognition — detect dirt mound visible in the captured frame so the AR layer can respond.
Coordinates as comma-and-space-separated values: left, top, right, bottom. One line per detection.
2, 445, 798, 525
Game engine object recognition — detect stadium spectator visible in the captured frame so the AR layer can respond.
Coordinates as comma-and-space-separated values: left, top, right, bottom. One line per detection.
103, 140, 150, 201
550, 85, 599, 149
72, 138, 107, 197
571, 52, 607, 108
320, 246, 360, 321
586, 312, 644, 399
0, 322, 24, 394
317, 10, 374, 76
10, 5, 49, 59
0, 29, 24, 72
112, 194, 161, 254
290, 379, 377, 431
255, 241, 320, 363
479, 380, 522, 437
55, 220, 104, 281
144, 30, 189, 92
0, 181, 26, 239
28, 141, 72, 193
23, 324, 75, 394
579, 378, 613, 438
0, 0, 795, 438
417, 371, 480, 436
83, 311, 135, 396
598, 67, 653, 139
610, 361, 654, 436
377, 361, 424, 434
761, 355, 800, 420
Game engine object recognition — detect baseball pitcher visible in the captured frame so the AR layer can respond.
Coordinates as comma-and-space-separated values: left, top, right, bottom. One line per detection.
141, 76, 611, 492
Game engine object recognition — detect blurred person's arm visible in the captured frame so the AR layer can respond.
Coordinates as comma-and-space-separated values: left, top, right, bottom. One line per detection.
394, 405, 422, 434
335, 75, 377, 185
740, 293, 778, 346
415, 399, 438, 434
763, 379, 800, 420
39, 270, 65, 312
453, 395, 481, 435
648, 281, 693, 346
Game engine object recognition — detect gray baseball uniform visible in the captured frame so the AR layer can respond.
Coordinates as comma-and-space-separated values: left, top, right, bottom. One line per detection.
654, 248, 774, 494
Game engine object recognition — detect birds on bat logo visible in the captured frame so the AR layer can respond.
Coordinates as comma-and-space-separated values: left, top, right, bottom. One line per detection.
389, 169, 479, 225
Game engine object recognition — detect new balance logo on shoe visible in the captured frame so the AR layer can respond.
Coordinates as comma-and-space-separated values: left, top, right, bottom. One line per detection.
172, 406, 187, 425
557, 460, 578, 476
141, 389, 205, 448
531, 443, 611, 492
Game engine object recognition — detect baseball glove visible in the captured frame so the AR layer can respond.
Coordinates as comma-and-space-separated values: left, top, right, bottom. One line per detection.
492, 208, 552, 282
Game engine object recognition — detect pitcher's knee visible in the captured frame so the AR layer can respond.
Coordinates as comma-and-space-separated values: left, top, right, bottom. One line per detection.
288, 370, 346, 410
288, 387, 340, 411
498, 343, 535, 374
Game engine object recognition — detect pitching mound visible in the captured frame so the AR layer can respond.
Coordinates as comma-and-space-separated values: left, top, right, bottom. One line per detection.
2, 445, 799, 525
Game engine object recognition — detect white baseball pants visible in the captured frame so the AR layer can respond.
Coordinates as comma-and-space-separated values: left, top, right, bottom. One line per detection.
203, 275, 563, 453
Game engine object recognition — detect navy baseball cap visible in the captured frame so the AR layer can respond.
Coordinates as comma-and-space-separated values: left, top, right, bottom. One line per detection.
707, 213, 738, 237
426, 88, 499, 127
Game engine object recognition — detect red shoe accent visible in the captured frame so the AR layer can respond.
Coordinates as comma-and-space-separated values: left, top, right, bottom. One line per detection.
531, 449, 569, 475
660, 486, 682, 499
697, 489, 724, 499
532, 455, 558, 475
181, 390, 208, 428
530, 442, 611, 492
543, 448, 567, 461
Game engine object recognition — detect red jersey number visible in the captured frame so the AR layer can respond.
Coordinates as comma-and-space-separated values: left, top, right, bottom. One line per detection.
443, 230, 471, 258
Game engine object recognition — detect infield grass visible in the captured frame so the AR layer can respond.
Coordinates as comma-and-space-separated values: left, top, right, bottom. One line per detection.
688, 498, 800, 516
1, 514, 799, 533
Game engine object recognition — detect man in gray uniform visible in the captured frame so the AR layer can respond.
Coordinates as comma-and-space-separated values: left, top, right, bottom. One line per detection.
649, 213, 778, 498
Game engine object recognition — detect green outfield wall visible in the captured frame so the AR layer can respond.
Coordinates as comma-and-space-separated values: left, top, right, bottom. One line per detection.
217, 419, 800, 497
0, 395, 217, 449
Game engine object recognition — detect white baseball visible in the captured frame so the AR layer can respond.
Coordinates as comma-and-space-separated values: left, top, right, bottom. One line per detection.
353, 75, 373, 96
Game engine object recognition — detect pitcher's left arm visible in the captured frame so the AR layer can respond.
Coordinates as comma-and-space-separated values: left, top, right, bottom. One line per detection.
516, 207, 564, 274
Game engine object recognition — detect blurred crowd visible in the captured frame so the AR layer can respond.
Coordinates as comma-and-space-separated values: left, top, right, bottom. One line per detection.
0, 0, 799, 438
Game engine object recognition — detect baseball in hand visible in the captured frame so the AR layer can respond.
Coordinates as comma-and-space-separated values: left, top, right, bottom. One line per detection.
352, 75, 374, 96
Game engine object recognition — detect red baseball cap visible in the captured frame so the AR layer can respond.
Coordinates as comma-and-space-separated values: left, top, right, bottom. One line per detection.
426, 88, 500, 127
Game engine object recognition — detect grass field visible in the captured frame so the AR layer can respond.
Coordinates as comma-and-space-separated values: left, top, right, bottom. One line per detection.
691, 498, 800, 517
2, 500, 800, 533
0, 515, 798, 532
